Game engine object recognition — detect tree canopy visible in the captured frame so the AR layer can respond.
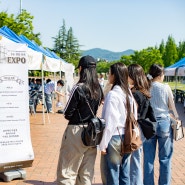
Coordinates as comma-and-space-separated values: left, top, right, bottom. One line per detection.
52, 19, 81, 68
0, 10, 42, 45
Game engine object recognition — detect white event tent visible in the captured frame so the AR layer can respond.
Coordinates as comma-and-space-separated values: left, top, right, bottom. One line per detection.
0, 26, 75, 91
0, 26, 75, 124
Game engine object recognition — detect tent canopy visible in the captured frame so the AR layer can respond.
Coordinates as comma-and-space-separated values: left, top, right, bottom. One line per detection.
165, 57, 185, 76
0, 26, 75, 93
0, 26, 74, 72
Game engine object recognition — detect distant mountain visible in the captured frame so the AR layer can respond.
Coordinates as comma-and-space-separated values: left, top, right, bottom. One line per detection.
82, 48, 134, 61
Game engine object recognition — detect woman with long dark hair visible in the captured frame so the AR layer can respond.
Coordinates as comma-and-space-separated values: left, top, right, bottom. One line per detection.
99, 62, 137, 185
143, 64, 178, 185
57, 55, 104, 185
128, 64, 156, 185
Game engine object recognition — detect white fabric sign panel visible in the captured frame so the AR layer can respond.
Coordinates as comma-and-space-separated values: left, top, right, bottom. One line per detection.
0, 38, 34, 172
165, 68, 176, 76
27, 48, 42, 70
43, 56, 61, 72
62, 62, 75, 102
165, 67, 185, 76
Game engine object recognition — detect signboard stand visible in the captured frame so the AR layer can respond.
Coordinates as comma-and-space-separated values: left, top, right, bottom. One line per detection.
0, 169, 26, 182
0, 38, 34, 181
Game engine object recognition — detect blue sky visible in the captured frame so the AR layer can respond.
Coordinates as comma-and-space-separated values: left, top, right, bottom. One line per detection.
0, 0, 185, 52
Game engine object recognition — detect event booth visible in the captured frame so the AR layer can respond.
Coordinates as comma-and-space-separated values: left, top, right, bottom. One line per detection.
0, 26, 74, 178
165, 57, 185, 104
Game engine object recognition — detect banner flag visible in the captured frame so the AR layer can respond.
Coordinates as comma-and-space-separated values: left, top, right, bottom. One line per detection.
0, 38, 34, 172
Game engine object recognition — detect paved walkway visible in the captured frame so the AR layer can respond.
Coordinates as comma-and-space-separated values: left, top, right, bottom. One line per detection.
0, 102, 185, 185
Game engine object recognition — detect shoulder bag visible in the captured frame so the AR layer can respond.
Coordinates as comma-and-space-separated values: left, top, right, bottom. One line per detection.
78, 86, 106, 147
170, 114, 184, 141
118, 96, 142, 155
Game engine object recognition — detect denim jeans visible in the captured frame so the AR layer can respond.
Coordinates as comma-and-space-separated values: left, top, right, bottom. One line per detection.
100, 135, 131, 185
45, 93, 52, 112
130, 147, 143, 185
130, 125, 145, 185
143, 116, 173, 185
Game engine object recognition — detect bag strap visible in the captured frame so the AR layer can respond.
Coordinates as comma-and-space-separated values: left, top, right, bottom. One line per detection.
117, 127, 123, 142
77, 109, 84, 125
117, 94, 133, 142
117, 92, 137, 139
135, 92, 149, 120
78, 85, 96, 118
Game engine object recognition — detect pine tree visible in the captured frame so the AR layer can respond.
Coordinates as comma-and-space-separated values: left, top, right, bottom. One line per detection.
163, 36, 178, 67
177, 41, 185, 60
52, 20, 81, 67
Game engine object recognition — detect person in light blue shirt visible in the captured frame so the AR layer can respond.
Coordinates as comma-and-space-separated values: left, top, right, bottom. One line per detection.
44, 79, 55, 113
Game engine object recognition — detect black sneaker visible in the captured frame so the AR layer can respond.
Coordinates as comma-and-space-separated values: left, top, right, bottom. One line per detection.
58, 110, 63, 114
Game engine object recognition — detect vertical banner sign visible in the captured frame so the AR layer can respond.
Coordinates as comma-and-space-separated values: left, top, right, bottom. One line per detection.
0, 39, 34, 172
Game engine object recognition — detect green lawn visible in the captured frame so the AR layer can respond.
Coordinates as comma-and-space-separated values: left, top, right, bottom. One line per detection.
164, 81, 185, 91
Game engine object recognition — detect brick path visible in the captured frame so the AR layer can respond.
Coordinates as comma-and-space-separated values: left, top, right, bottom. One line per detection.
0, 102, 185, 185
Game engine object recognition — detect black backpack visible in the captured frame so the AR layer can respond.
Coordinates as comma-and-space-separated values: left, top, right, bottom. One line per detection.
78, 86, 105, 147
133, 91, 156, 139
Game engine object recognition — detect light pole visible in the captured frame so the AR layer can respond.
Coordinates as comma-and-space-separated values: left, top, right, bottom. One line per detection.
20, 0, 22, 14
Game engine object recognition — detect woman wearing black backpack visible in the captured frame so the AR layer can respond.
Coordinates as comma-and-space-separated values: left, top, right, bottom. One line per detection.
57, 55, 103, 185
128, 64, 156, 185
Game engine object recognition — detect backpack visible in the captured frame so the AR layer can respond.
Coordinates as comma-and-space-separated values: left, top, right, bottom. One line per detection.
118, 95, 142, 155
81, 117, 106, 147
78, 86, 105, 147
134, 91, 156, 140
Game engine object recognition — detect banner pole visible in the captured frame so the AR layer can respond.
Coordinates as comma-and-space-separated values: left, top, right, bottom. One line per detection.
41, 54, 45, 125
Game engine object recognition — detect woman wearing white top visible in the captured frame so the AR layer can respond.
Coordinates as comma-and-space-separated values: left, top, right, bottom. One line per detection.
99, 62, 137, 185
99, 73, 105, 89
143, 64, 178, 185
55, 79, 65, 108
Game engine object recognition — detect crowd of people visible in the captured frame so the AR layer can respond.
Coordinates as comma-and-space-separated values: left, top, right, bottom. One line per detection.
55, 55, 179, 185
28, 77, 65, 114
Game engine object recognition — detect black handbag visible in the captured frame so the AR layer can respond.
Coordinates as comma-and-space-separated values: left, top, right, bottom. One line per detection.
81, 117, 106, 146
78, 86, 105, 147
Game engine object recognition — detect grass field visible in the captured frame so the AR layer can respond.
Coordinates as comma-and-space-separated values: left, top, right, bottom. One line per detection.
165, 81, 185, 91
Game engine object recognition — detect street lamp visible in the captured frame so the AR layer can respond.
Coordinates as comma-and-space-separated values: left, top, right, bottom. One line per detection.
20, 0, 22, 14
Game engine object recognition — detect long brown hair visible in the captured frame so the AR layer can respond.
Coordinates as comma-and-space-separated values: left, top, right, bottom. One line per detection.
128, 64, 151, 98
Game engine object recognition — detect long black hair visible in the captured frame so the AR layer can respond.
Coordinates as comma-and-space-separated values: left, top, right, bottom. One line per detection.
148, 64, 164, 79
78, 67, 103, 100
110, 62, 131, 118
110, 62, 131, 96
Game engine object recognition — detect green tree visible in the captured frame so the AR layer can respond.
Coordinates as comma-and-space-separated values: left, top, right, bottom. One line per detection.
163, 35, 178, 67
53, 20, 81, 67
65, 27, 81, 65
0, 10, 41, 45
0, 12, 15, 28
97, 61, 110, 73
159, 39, 165, 57
131, 47, 163, 72
53, 19, 67, 59
119, 55, 134, 66
177, 41, 185, 60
